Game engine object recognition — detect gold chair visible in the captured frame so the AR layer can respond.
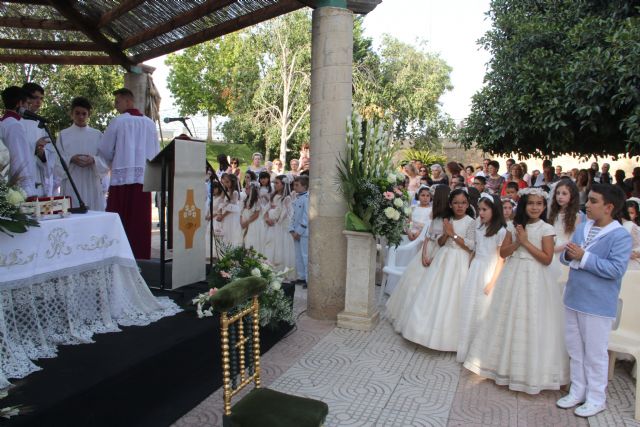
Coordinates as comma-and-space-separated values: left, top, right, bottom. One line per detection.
213, 277, 329, 427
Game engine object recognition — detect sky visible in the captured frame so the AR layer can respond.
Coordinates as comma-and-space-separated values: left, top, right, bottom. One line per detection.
146, 0, 493, 138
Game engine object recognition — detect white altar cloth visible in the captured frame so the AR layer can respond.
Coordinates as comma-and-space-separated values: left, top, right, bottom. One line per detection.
0, 211, 181, 388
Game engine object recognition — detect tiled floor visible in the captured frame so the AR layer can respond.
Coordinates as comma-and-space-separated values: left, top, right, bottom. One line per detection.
174, 288, 639, 427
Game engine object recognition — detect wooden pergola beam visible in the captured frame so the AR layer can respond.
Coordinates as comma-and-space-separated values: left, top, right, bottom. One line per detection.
132, 0, 304, 63
0, 17, 75, 30
0, 54, 116, 65
97, 0, 148, 29
45, 0, 135, 69
120, 0, 236, 50
0, 39, 102, 51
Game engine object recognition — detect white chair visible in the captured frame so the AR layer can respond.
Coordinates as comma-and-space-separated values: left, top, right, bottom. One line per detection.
608, 270, 640, 421
379, 224, 429, 301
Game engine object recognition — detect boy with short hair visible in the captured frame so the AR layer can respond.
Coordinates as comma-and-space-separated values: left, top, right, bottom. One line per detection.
557, 184, 632, 417
289, 175, 309, 288
472, 175, 486, 193
504, 181, 520, 202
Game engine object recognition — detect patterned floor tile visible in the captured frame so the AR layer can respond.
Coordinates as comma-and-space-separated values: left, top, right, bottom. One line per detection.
322, 396, 388, 427
380, 380, 457, 420
448, 387, 518, 426
402, 350, 461, 391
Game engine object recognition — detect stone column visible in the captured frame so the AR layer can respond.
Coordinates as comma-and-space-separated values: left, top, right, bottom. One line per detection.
307, 6, 353, 320
124, 68, 150, 113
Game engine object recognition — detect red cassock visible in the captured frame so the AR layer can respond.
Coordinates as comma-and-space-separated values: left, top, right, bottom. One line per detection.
107, 184, 152, 259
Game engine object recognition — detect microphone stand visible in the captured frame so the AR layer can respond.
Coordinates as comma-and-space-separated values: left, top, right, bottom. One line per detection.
37, 119, 88, 213
179, 118, 193, 137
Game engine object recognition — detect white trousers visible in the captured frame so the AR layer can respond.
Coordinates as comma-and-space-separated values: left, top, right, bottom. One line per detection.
564, 307, 614, 406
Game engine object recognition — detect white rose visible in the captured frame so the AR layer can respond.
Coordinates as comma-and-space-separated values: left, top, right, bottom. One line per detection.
384, 206, 396, 219
403, 207, 411, 216
392, 210, 401, 221
386, 173, 396, 183
251, 268, 261, 277
6, 188, 25, 206
260, 263, 270, 271
393, 198, 403, 208
271, 281, 282, 291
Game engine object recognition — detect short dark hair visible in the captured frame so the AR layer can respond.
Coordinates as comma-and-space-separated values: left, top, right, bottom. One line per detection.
113, 88, 134, 99
473, 176, 486, 185
590, 183, 626, 221
506, 181, 519, 192
294, 175, 309, 189
22, 82, 44, 96
300, 169, 309, 176
488, 160, 500, 170
542, 159, 552, 168
1, 86, 28, 110
71, 96, 92, 111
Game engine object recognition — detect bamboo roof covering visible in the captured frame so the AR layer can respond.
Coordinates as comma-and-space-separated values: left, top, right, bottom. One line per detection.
0, 0, 381, 71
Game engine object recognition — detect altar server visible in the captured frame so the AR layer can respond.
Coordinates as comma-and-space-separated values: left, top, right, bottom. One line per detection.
21, 82, 58, 196
0, 86, 36, 196
58, 97, 107, 211
557, 184, 632, 417
99, 88, 159, 259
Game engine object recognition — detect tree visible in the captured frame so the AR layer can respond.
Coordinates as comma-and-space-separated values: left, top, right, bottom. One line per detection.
0, 64, 124, 133
166, 33, 259, 142
460, 0, 640, 158
251, 10, 311, 162
353, 35, 454, 149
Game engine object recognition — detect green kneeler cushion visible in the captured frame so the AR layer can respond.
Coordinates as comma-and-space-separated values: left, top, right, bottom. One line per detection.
224, 388, 329, 427
209, 276, 268, 311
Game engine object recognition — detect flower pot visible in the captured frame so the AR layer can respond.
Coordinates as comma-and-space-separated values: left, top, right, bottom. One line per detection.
337, 230, 380, 331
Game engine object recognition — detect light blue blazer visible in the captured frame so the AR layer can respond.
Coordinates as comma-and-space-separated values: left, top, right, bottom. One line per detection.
561, 220, 632, 318
289, 191, 308, 237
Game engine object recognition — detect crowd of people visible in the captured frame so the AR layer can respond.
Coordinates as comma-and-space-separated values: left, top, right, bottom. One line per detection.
386, 156, 639, 418
205, 146, 311, 287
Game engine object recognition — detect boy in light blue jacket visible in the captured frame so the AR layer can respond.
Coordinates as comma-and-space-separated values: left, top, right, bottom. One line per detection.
290, 175, 309, 288
557, 184, 632, 417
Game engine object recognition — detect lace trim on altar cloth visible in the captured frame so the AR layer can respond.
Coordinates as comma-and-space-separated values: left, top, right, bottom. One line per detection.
0, 264, 182, 388
109, 167, 146, 186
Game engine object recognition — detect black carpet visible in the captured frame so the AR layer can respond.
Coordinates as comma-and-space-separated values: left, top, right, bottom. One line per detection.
2, 282, 295, 427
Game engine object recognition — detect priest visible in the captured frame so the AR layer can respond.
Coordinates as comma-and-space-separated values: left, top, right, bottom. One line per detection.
58, 97, 107, 211
99, 88, 159, 259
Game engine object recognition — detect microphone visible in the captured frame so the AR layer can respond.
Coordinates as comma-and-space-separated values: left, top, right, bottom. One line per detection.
21, 109, 49, 123
163, 117, 189, 124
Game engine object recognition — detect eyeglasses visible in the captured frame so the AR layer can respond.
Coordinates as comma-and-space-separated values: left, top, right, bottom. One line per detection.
231, 162, 238, 165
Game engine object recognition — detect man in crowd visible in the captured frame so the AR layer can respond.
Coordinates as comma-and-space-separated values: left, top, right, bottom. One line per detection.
99, 88, 159, 259
0, 86, 36, 196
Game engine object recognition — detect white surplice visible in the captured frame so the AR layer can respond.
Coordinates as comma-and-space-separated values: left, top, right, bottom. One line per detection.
0, 114, 36, 196
22, 118, 58, 196
58, 124, 108, 211
98, 112, 159, 186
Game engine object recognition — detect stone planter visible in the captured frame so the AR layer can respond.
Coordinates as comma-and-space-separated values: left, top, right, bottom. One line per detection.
337, 230, 380, 331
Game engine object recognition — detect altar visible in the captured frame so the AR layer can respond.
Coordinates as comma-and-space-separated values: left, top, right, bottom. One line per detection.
0, 211, 181, 388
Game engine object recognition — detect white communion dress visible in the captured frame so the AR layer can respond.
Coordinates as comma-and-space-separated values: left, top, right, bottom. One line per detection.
263, 194, 296, 279
623, 220, 640, 270
386, 217, 443, 329
456, 223, 507, 362
463, 220, 569, 394
398, 215, 475, 351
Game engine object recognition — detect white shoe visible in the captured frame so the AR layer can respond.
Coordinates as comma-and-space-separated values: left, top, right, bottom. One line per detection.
574, 402, 606, 417
556, 394, 584, 409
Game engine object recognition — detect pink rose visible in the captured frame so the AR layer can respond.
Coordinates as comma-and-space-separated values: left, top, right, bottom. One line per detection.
394, 189, 403, 196
220, 271, 231, 279
383, 191, 394, 200
209, 288, 218, 297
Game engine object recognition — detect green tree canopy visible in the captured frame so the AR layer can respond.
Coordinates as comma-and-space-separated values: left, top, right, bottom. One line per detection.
460, 0, 640, 158
0, 63, 123, 134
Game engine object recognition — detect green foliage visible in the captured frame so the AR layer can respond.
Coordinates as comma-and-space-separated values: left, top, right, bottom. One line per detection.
0, 64, 124, 134
460, 0, 640, 158
166, 33, 259, 141
205, 143, 254, 170
402, 149, 447, 168
353, 35, 455, 147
